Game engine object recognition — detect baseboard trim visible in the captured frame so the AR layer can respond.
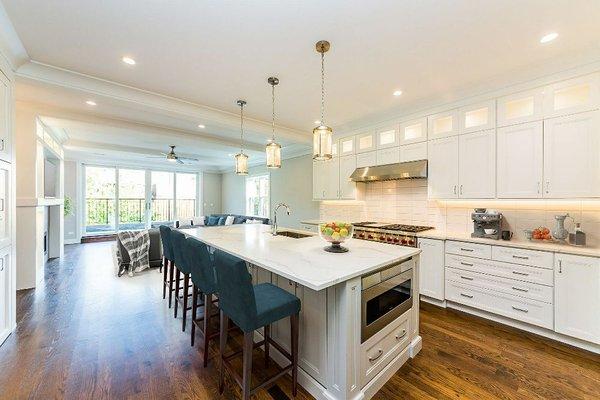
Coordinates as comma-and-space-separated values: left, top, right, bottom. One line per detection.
420, 295, 447, 308
64, 238, 81, 245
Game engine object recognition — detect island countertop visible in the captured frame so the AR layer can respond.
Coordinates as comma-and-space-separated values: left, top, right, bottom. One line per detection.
181, 224, 420, 291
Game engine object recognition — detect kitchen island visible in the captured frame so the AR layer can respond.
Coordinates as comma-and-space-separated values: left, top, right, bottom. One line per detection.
182, 224, 422, 400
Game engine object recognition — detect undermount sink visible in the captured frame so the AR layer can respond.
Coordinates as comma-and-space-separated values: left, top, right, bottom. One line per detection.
275, 230, 312, 239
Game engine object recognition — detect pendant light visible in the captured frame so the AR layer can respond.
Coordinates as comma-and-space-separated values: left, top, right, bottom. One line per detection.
234, 99, 249, 175
313, 40, 333, 160
266, 77, 282, 168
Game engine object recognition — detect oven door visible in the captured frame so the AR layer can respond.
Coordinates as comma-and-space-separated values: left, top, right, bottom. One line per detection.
361, 269, 412, 342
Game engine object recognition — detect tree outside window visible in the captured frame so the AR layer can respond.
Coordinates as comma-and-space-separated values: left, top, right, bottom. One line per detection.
245, 175, 269, 218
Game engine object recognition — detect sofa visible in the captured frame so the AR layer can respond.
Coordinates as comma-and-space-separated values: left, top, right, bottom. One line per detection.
178, 214, 270, 228
116, 228, 163, 276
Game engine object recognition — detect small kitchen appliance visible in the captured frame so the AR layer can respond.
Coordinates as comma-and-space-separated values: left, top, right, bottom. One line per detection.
352, 222, 434, 247
471, 210, 503, 240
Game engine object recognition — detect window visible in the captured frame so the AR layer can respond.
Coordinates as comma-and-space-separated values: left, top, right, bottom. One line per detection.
246, 175, 270, 218
176, 173, 197, 219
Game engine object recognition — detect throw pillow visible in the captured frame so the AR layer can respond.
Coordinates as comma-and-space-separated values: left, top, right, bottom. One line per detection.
233, 216, 246, 224
218, 216, 226, 225
207, 216, 220, 226
225, 215, 235, 225
191, 216, 205, 226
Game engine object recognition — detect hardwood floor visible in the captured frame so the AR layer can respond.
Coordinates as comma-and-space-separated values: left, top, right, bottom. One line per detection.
0, 242, 598, 400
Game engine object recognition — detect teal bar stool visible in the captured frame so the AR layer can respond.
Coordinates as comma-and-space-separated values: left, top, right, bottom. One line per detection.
185, 237, 220, 367
170, 230, 193, 331
159, 225, 175, 306
214, 250, 301, 399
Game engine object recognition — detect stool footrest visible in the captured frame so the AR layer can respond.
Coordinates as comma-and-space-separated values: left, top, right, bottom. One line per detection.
222, 339, 266, 362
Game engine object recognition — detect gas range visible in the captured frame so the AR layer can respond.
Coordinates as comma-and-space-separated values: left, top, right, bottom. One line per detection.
352, 222, 434, 247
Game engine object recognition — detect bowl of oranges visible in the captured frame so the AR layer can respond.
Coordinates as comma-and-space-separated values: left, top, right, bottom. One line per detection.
319, 222, 354, 253
528, 226, 553, 241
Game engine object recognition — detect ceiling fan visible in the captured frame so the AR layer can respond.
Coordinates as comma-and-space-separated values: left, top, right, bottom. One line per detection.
150, 145, 199, 164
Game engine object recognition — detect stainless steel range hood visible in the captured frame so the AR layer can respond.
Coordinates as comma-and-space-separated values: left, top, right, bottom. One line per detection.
349, 160, 427, 182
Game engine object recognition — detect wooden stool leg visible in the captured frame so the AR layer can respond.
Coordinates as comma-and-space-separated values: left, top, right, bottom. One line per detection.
264, 325, 270, 367
191, 284, 198, 347
291, 313, 299, 397
168, 261, 174, 308
174, 268, 180, 318
202, 293, 211, 367
242, 331, 253, 400
182, 273, 190, 331
162, 257, 167, 299
219, 311, 229, 394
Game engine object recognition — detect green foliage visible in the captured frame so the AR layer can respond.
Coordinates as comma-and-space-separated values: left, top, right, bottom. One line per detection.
64, 196, 74, 217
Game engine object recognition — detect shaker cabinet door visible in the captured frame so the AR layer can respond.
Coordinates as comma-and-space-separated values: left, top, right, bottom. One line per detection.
312, 161, 325, 200
458, 129, 496, 199
0, 72, 10, 163
0, 161, 9, 249
418, 239, 445, 301
339, 155, 357, 199
427, 136, 459, 199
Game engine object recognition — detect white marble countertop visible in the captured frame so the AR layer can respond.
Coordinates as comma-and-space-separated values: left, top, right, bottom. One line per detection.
180, 224, 420, 291
417, 229, 600, 258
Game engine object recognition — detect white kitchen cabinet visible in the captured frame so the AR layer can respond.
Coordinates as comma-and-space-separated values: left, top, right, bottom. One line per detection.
376, 147, 399, 166
418, 238, 444, 301
339, 154, 357, 199
356, 151, 377, 168
312, 161, 325, 200
497, 121, 543, 198
0, 71, 10, 163
428, 109, 459, 139
356, 132, 376, 154
0, 161, 10, 250
554, 254, 600, 344
459, 100, 496, 134
427, 136, 459, 198
338, 135, 355, 156
497, 87, 544, 127
399, 117, 427, 145
399, 142, 427, 162
543, 111, 600, 198
0, 246, 8, 338
331, 142, 338, 158
543, 73, 600, 118
458, 129, 496, 198
376, 126, 399, 149
323, 158, 340, 199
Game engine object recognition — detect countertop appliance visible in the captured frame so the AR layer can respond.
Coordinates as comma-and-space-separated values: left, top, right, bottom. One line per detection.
352, 222, 434, 247
471, 210, 503, 240
361, 258, 413, 342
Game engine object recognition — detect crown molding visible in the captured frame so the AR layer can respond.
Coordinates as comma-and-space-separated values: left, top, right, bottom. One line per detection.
0, 2, 28, 74
16, 61, 311, 144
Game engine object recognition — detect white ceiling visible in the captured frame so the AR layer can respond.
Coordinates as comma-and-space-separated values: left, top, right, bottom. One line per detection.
4, 0, 600, 168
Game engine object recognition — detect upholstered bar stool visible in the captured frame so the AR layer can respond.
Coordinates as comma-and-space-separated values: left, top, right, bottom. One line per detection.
186, 237, 220, 366
214, 250, 301, 399
159, 226, 175, 306
170, 230, 194, 331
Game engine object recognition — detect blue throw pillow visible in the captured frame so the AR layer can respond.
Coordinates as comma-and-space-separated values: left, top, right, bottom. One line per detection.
207, 216, 220, 226
218, 217, 226, 225
233, 216, 246, 224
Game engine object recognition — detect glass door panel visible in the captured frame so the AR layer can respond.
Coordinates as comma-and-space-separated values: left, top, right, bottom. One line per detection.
151, 171, 174, 227
118, 169, 146, 231
85, 166, 116, 234
176, 173, 197, 220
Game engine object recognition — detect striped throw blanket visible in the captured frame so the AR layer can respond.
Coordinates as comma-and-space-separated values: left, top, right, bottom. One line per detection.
117, 230, 150, 276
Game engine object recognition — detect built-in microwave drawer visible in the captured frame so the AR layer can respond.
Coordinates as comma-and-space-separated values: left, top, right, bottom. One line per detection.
359, 311, 410, 386
446, 240, 491, 259
445, 280, 553, 329
492, 246, 554, 269
446, 267, 553, 303
445, 254, 554, 286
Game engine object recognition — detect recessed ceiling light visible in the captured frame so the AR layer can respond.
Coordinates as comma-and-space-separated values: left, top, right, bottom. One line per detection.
540, 32, 558, 44
122, 56, 136, 65
85, 100, 97, 106
314, 120, 321, 124
197, 124, 205, 129
393, 90, 403, 97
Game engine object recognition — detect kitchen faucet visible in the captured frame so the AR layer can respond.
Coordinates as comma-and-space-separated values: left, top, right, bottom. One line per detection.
272, 203, 291, 235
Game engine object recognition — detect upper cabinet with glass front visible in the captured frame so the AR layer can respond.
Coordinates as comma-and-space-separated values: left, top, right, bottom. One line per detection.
376, 126, 399, 149
355, 132, 376, 154
338, 135, 355, 156
497, 88, 544, 127
543, 73, 600, 118
427, 109, 459, 139
459, 100, 496, 134
399, 117, 427, 145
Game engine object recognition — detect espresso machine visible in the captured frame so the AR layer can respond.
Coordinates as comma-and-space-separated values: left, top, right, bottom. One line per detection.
471, 208, 503, 240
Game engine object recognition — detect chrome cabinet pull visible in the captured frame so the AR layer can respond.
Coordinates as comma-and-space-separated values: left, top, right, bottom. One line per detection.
368, 349, 383, 362
395, 329, 407, 340
460, 248, 474, 252
558, 260, 562, 274
453, 185, 457, 195
545, 181, 550, 194
512, 286, 529, 292
0, 139, 4, 151
460, 276, 474, 281
460, 185, 463, 195
512, 255, 529, 260
460, 293, 473, 299
0, 258, 3, 271
512, 306, 529, 313
537, 181, 540, 194
460, 261, 473, 266
512, 271, 529, 276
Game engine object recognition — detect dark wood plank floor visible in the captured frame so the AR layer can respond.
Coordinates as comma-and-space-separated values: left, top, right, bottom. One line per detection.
0, 242, 598, 400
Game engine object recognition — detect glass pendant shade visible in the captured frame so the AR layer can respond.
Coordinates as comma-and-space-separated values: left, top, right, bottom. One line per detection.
312, 124, 333, 160
266, 140, 281, 168
234, 152, 248, 175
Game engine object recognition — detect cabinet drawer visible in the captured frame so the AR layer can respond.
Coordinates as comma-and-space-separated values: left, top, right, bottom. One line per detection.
446, 240, 491, 259
360, 312, 410, 386
446, 267, 553, 303
492, 246, 553, 269
445, 280, 553, 329
399, 142, 427, 162
445, 254, 554, 286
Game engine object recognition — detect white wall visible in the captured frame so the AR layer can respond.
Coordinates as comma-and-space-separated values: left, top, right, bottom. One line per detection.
63, 160, 81, 243
220, 154, 319, 229
202, 172, 222, 215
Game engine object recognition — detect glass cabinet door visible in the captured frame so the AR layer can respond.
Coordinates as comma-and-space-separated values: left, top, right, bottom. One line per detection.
399, 117, 427, 145
427, 109, 459, 139
459, 100, 496, 134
